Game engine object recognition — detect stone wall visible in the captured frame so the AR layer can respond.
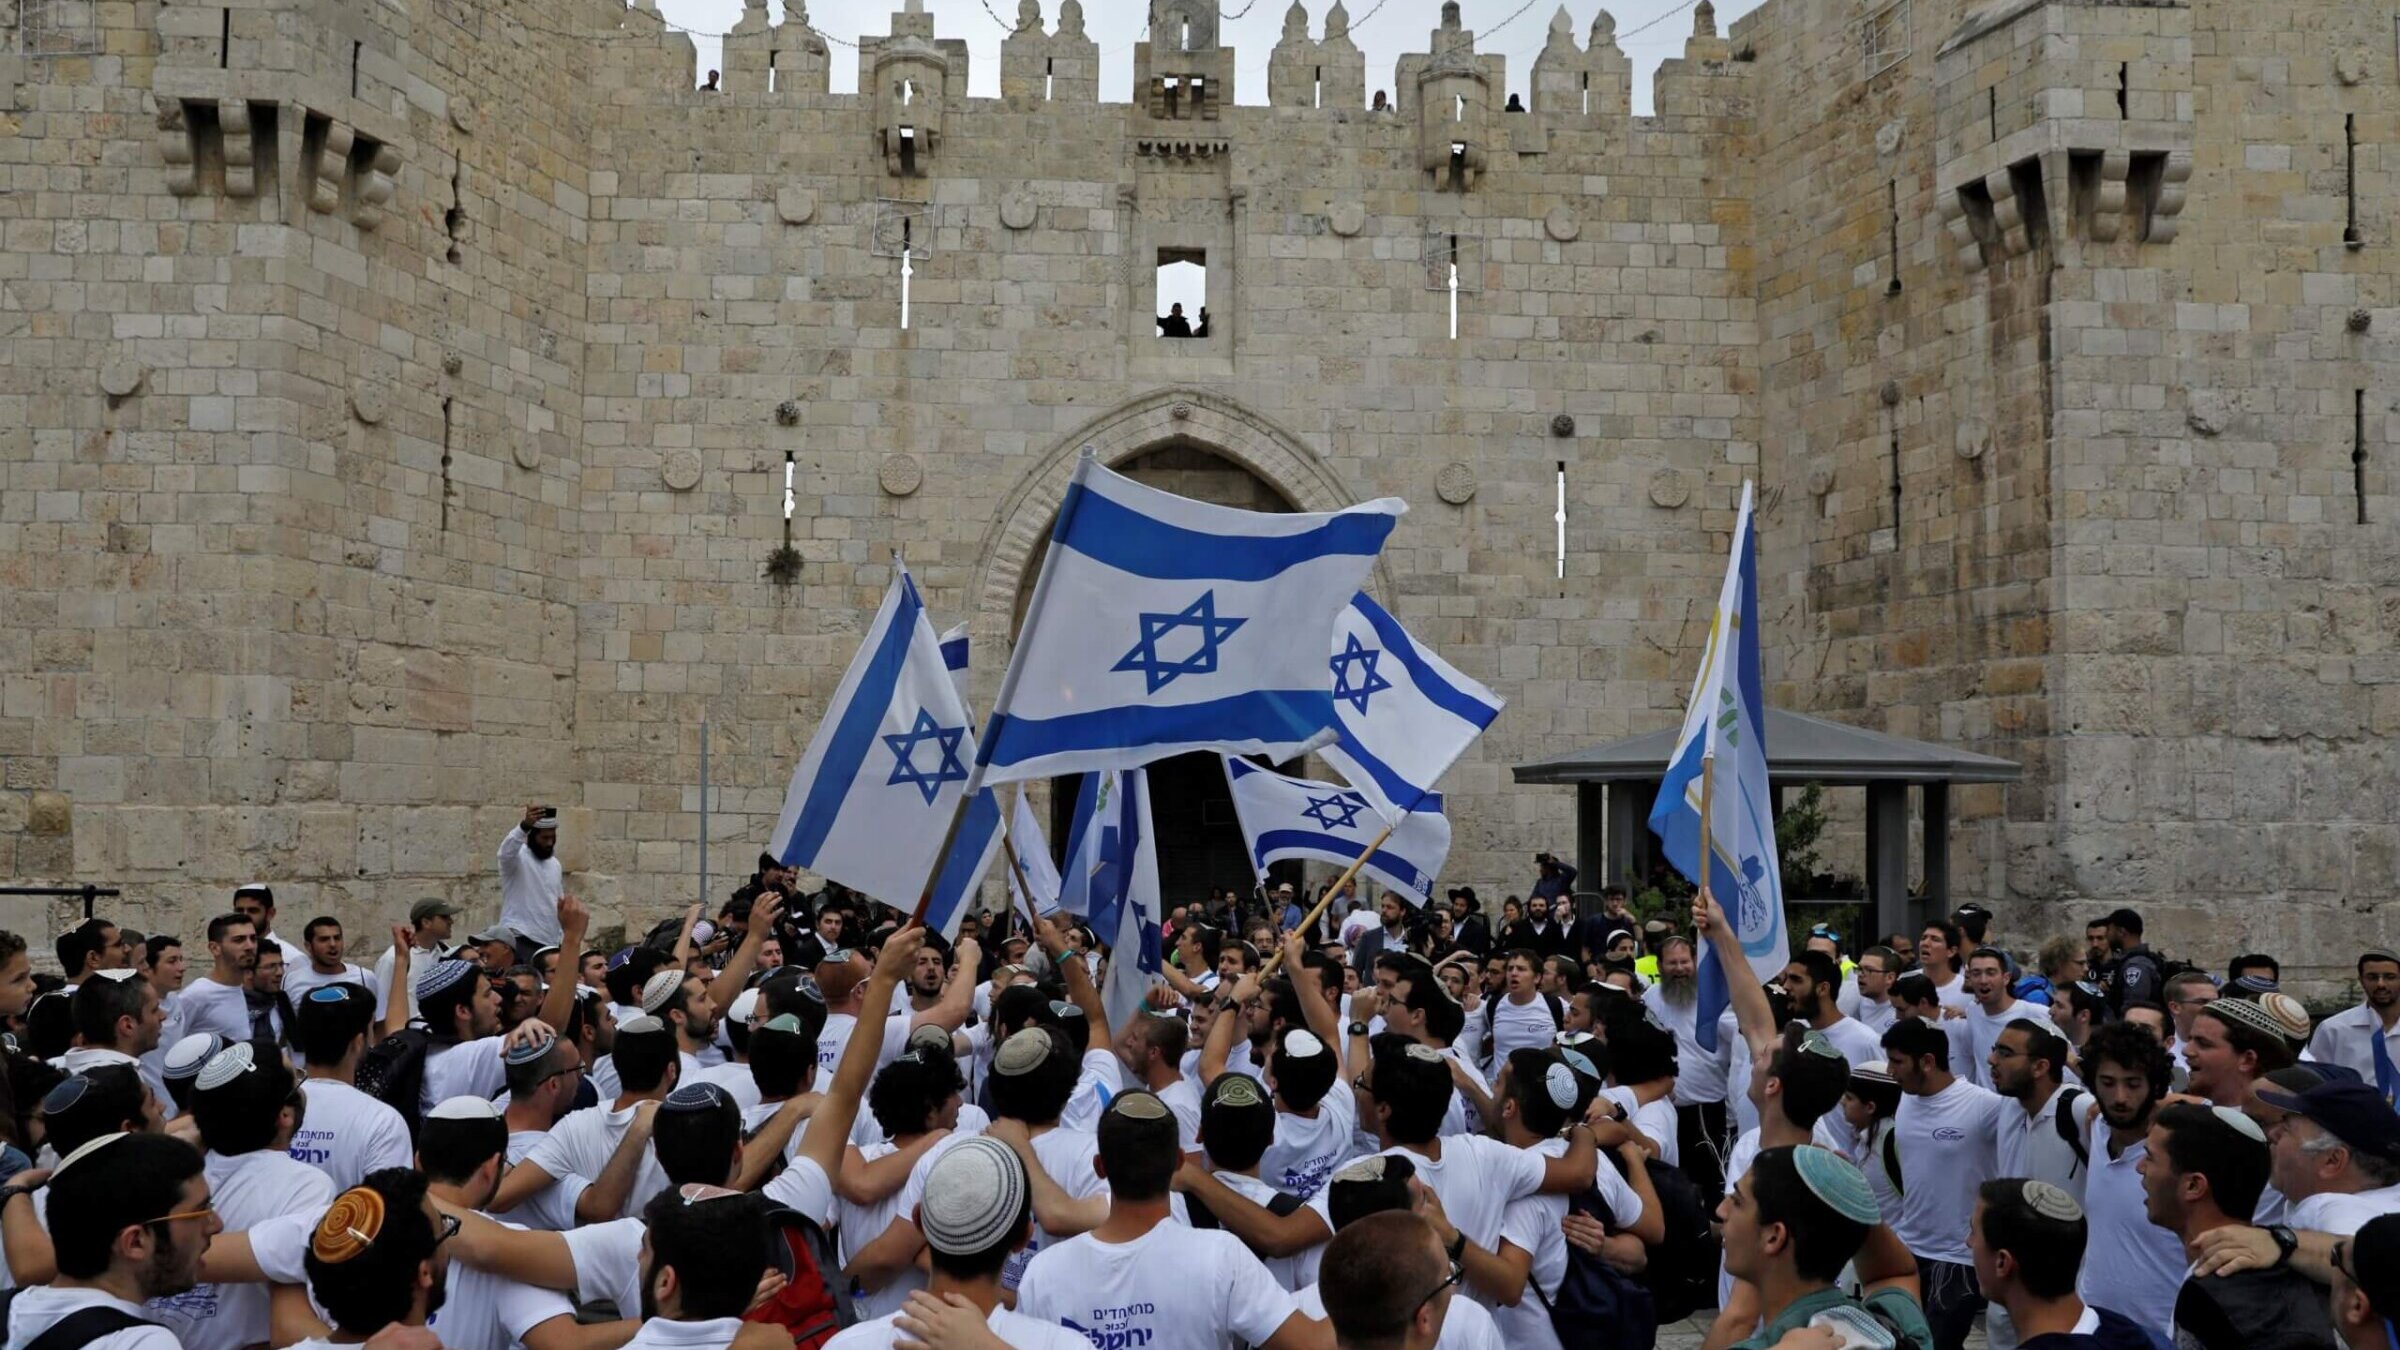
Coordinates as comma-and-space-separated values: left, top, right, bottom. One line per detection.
0, 0, 2391, 983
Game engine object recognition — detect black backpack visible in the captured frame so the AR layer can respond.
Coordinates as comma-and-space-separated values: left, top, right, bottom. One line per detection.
354, 1025, 433, 1141
0, 1286, 161, 1350
2051, 1086, 2089, 1173
1618, 1152, 1717, 1323
1529, 1189, 1659, 1350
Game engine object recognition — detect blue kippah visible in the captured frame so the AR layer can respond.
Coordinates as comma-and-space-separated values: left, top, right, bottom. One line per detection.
1791, 1145, 1882, 1225
415, 958, 477, 1001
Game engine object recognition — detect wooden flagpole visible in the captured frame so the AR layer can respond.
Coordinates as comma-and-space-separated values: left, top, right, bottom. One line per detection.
1257, 822, 1396, 980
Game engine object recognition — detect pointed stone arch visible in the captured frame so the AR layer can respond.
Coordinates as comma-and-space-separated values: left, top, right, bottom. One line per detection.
968, 387, 1390, 652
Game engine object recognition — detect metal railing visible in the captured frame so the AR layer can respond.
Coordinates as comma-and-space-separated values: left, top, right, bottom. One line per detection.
0, 885, 122, 921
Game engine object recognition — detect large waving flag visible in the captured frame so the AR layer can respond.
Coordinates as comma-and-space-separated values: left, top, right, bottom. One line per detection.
768, 567, 996, 938
1057, 768, 1162, 1030
1221, 758, 1451, 906
974, 456, 1405, 787
1647, 482, 1785, 1051
1319, 593, 1505, 824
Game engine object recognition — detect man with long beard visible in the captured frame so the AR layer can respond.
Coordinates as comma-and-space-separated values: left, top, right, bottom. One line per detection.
498, 804, 565, 952
1642, 935, 1732, 1199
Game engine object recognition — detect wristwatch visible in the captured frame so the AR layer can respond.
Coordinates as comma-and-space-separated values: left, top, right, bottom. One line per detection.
1445, 1229, 1467, 1262
0, 1182, 36, 1206
1348, 1021, 1370, 1038
2268, 1224, 2299, 1268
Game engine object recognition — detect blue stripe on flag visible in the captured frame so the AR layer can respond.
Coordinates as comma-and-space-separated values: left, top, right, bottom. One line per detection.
940, 635, 969, 672
985, 691, 1334, 767
1328, 723, 1445, 819
1251, 829, 1432, 894
778, 593, 921, 868
1352, 595, 1503, 728
924, 788, 1002, 937
1053, 482, 1394, 582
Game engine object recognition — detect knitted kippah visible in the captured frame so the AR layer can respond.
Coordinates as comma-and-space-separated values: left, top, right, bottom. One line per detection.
195, 1042, 257, 1092
993, 1028, 1051, 1077
1107, 1090, 1169, 1121
2258, 992, 2313, 1044
728, 988, 762, 1025
503, 1028, 557, 1067
640, 969, 684, 1014
414, 958, 477, 1001
2210, 1105, 2268, 1143
429, 1095, 503, 1121
662, 1083, 728, 1112
1791, 1145, 1882, 1225
1543, 1061, 1580, 1109
2200, 996, 2287, 1043
162, 1032, 224, 1080
1209, 1075, 1268, 1109
617, 1014, 666, 1037
2020, 1179, 2083, 1222
919, 1137, 1029, 1256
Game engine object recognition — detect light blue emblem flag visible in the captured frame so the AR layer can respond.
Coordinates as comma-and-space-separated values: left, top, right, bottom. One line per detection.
1647, 482, 1786, 1051
1057, 768, 1163, 1030
1221, 758, 1452, 906
1319, 593, 1505, 825
973, 455, 1405, 787
767, 565, 996, 938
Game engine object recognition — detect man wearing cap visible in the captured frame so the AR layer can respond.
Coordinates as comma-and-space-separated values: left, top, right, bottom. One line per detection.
1016, 1090, 1322, 1350
466, 924, 523, 976
1719, 1145, 1928, 1350
1970, 1179, 2154, 1350
498, 804, 566, 951
2312, 951, 2400, 1106
409, 893, 583, 1114
372, 899, 459, 1026
231, 886, 305, 969
2250, 1074, 2400, 1237
4, 1132, 212, 1350
284, 917, 378, 1011
824, 1136, 1087, 1350
289, 982, 412, 1191
164, 913, 260, 1048
2140, 1102, 2338, 1348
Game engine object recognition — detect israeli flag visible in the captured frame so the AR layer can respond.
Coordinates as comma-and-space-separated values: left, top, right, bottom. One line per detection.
767, 567, 996, 938
926, 622, 1007, 936
1647, 482, 1786, 1051
1222, 758, 1452, 906
1320, 593, 1505, 824
1058, 768, 1162, 1029
1007, 789, 1063, 917
975, 455, 1405, 787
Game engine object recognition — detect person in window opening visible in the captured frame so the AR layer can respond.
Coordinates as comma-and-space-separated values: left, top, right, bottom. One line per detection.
1371, 90, 1389, 111
702, 70, 720, 91
1505, 93, 1525, 112
1159, 303, 1194, 338
1193, 306, 1210, 338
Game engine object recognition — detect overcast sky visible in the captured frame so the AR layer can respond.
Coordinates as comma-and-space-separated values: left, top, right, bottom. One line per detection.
650, 0, 1762, 117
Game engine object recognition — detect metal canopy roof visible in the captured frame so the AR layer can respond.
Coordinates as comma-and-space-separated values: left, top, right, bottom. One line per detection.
1512, 708, 2024, 787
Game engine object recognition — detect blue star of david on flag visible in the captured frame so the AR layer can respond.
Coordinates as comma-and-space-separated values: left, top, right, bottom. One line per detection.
1301, 792, 1368, 831
1111, 591, 1247, 694
1329, 632, 1393, 715
882, 709, 969, 805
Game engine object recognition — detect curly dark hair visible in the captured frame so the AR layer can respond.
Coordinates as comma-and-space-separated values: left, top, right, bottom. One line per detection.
2083, 1018, 2172, 1104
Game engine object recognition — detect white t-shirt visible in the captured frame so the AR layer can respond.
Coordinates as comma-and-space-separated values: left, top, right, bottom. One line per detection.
1018, 1221, 1301, 1350
1487, 995, 1563, 1071
689, 1058, 764, 1115
1642, 985, 1730, 1105
1928, 968, 1973, 1012
762, 1153, 837, 1227
1259, 1087, 1359, 1199
422, 1037, 509, 1114
1855, 998, 1900, 1036
497, 824, 566, 947
1296, 1279, 1508, 1350
2288, 1184, 2400, 1237
1157, 1077, 1204, 1152
618, 1316, 750, 1349
144, 1149, 337, 1350
5, 1286, 180, 1350
826, 1305, 1091, 1350
1817, 1016, 1887, 1070
1494, 1134, 1646, 1350
1212, 1170, 1321, 1291
1004, 1125, 1109, 1292
521, 1100, 669, 1222
837, 1139, 920, 1320
167, 976, 251, 1043
818, 1010, 912, 1077
289, 1078, 414, 1190
1888, 1077, 2007, 1264
1443, 1046, 1490, 1139
506, 1129, 592, 1230
283, 961, 378, 1008
1309, 1136, 1545, 1291
2078, 1113, 2187, 1339
1598, 1085, 1680, 1167
1963, 999, 2055, 1089
1995, 1085, 2088, 1195
562, 1215, 649, 1316
425, 1216, 579, 1350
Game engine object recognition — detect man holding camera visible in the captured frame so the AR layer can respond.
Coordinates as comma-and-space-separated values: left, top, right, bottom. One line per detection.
499, 804, 566, 952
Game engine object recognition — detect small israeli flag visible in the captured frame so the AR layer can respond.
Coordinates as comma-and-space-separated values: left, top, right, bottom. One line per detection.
975, 456, 1404, 787
1319, 593, 1505, 824
1058, 768, 1162, 1029
1648, 482, 1787, 1051
1007, 788, 1063, 917
924, 622, 1006, 935
767, 566, 995, 938
1222, 758, 1452, 906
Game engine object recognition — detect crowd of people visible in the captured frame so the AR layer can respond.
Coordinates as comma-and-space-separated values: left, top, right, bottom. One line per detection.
0, 810, 2396, 1350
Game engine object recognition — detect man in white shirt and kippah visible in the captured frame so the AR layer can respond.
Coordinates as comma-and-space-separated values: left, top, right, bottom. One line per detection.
497, 804, 566, 951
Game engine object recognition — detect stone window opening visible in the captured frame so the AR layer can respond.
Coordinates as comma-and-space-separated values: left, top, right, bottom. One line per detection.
784, 450, 797, 521
897, 124, 919, 176
1314, 66, 1322, 109
1181, 16, 1192, 51
1164, 75, 1181, 117
2116, 62, 2128, 118
1885, 179, 1902, 295
1155, 250, 1207, 339
902, 78, 917, 106
1453, 93, 1466, 122
1582, 71, 1590, 116
2356, 389, 2370, 525
1448, 142, 1468, 191
2126, 152, 2166, 242
220, 7, 231, 68
1046, 57, 1055, 101
768, 51, 778, 92
1554, 462, 1568, 586
351, 41, 362, 98
444, 153, 465, 265
1446, 235, 1460, 339
898, 215, 915, 329
2344, 113, 2361, 248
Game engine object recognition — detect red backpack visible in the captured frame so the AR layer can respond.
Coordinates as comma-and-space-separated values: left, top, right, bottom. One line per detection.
744, 1203, 856, 1350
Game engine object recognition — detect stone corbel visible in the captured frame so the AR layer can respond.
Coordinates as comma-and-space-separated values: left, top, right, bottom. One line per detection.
2089, 149, 2128, 243
350, 140, 400, 230
1984, 167, 2029, 258
219, 100, 257, 198
2147, 151, 2191, 244
159, 100, 199, 197
309, 120, 353, 214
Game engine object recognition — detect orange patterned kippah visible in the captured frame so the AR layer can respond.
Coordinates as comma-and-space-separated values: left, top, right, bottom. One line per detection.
312, 1187, 387, 1265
